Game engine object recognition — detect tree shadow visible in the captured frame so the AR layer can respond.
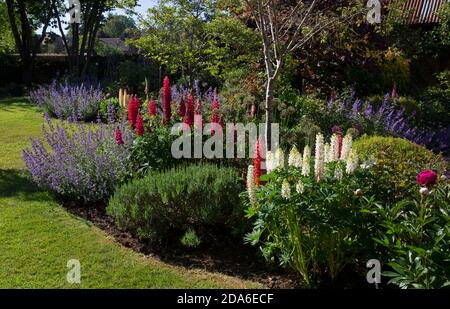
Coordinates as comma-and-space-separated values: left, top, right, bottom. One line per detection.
0, 97, 37, 113
0, 169, 52, 202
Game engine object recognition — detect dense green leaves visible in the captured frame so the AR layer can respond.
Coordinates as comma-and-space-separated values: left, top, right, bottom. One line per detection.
131, 0, 259, 83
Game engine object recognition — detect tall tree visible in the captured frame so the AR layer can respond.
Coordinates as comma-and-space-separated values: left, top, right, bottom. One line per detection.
53, 0, 137, 78
245, 0, 365, 151
5, 0, 55, 84
0, 2, 15, 55
99, 14, 136, 38
132, 0, 260, 85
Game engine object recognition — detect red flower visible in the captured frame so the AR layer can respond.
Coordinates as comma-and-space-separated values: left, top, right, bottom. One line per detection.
127, 96, 140, 128
179, 97, 186, 117
115, 127, 124, 145
187, 94, 195, 124
135, 113, 144, 136
254, 139, 262, 186
148, 99, 157, 116
417, 170, 438, 187
391, 85, 398, 98
196, 99, 202, 115
337, 133, 343, 158
183, 114, 192, 126
163, 76, 171, 124
211, 96, 221, 135
250, 104, 256, 118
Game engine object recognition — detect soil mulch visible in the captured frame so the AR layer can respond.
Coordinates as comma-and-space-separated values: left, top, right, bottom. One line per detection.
63, 202, 298, 289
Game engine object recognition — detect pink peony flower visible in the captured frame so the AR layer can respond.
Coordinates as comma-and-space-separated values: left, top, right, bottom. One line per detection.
417, 170, 438, 187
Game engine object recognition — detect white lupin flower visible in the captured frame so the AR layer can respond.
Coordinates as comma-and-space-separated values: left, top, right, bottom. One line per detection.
247, 165, 257, 206
334, 166, 343, 180
340, 133, 353, 161
288, 146, 302, 168
324, 143, 331, 163
274, 148, 285, 170
302, 145, 311, 176
345, 149, 359, 174
266, 151, 274, 172
314, 133, 325, 181
281, 180, 291, 199
329, 134, 339, 162
296, 181, 305, 194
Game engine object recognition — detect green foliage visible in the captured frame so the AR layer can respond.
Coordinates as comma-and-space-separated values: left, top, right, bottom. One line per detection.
354, 136, 448, 204
418, 70, 450, 128
131, 0, 260, 83
364, 181, 450, 289
129, 126, 180, 177
244, 160, 377, 286
99, 97, 121, 122
107, 164, 245, 243
116, 60, 149, 93
99, 14, 136, 38
180, 228, 201, 248
0, 2, 15, 55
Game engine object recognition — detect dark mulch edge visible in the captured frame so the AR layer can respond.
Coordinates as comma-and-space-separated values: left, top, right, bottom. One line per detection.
62, 201, 299, 289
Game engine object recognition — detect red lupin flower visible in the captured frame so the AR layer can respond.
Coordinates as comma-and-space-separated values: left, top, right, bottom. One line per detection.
179, 97, 186, 117
187, 94, 195, 125
163, 76, 171, 124
127, 96, 140, 128
115, 127, 124, 145
135, 112, 144, 136
148, 99, 157, 116
211, 96, 221, 135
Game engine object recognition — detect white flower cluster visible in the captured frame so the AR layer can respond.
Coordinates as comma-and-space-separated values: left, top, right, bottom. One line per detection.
266, 148, 285, 172
253, 132, 361, 203
281, 180, 291, 199
288, 146, 302, 168
346, 149, 359, 174
314, 133, 325, 181
246, 165, 257, 206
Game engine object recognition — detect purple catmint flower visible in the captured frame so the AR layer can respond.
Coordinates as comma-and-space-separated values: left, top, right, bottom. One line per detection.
23, 117, 132, 203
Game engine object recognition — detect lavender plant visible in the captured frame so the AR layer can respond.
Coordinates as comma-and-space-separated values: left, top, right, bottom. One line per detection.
23, 110, 132, 204
328, 93, 449, 154
30, 81, 103, 121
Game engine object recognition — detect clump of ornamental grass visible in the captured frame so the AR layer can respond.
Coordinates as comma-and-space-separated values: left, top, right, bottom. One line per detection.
23, 109, 132, 204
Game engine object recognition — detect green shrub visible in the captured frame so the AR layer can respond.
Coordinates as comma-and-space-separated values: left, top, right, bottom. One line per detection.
99, 97, 121, 122
107, 164, 245, 243
180, 228, 201, 248
129, 126, 180, 176
354, 136, 448, 203
363, 181, 450, 289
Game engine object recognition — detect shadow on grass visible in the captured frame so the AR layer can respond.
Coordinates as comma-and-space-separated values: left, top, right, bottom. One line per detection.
0, 169, 52, 202
0, 97, 36, 112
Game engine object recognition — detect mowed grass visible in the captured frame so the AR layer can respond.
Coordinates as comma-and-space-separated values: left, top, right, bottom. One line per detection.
0, 97, 262, 288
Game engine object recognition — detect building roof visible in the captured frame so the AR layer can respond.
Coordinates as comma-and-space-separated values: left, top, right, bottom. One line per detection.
402, 0, 448, 24
98, 38, 137, 55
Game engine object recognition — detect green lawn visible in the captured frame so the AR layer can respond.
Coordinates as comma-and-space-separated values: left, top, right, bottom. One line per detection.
0, 97, 262, 288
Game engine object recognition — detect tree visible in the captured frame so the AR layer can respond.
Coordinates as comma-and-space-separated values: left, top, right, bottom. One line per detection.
53, 0, 137, 78
132, 0, 260, 85
245, 0, 365, 151
5, 0, 55, 84
99, 14, 136, 38
0, 2, 15, 55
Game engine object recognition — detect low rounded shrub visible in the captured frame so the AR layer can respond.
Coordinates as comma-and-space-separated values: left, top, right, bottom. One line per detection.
107, 164, 245, 243
354, 136, 448, 203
